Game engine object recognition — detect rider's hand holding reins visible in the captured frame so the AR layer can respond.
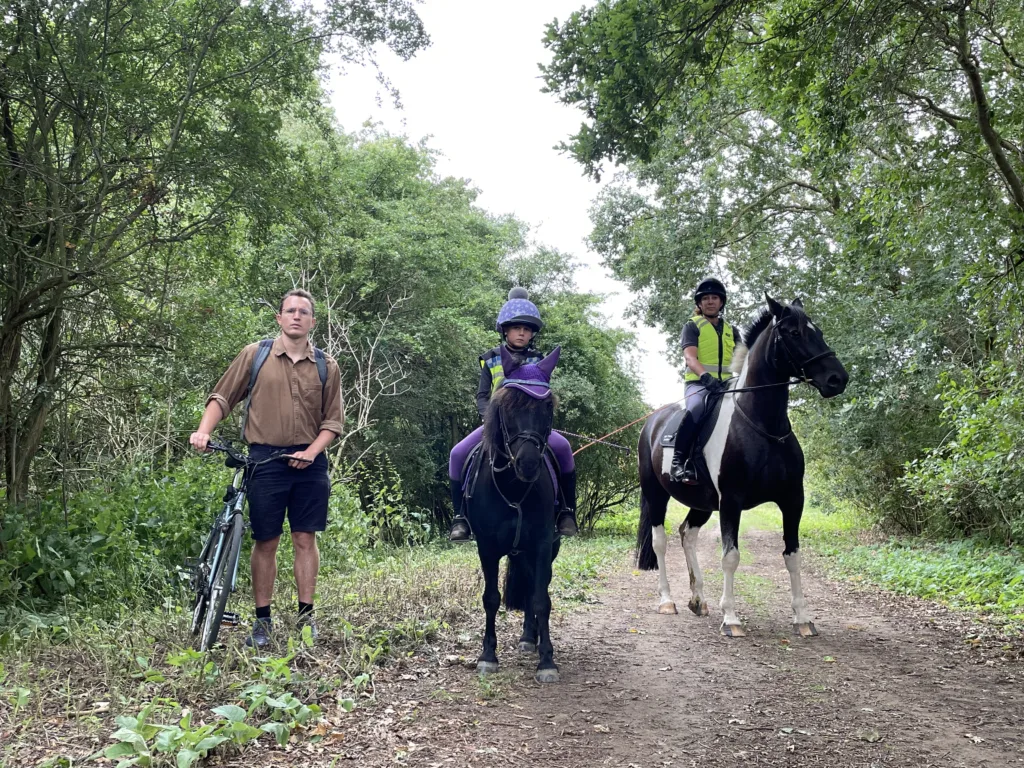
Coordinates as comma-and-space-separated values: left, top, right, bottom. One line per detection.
699, 372, 726, 394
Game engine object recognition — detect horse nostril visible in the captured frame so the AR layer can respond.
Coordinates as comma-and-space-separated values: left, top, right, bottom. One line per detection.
826, 373, 846, 393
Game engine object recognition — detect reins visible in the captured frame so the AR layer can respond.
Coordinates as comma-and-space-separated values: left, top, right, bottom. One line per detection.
488, 408, 545, 554
570, 321, 836, 456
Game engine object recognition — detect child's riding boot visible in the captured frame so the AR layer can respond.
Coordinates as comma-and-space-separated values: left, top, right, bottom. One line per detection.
556, 469, 579, 537
448, 476, 472, 542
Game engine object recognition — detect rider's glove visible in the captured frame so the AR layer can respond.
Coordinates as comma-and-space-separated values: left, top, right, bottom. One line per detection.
699, 372, 725, 393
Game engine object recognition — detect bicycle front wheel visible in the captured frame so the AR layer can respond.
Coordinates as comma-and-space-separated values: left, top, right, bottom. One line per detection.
198, 513, 244, 652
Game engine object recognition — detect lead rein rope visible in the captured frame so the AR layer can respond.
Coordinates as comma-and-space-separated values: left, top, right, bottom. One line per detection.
565, 379, 800, 457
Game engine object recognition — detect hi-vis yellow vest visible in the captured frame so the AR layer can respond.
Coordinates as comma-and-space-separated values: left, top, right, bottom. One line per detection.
684, 315, 735, 382
481, 347, 543, 396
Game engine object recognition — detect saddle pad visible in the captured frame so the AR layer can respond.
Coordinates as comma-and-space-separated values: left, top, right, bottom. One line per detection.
461, 445, 559, 500
659, 381, 734, 480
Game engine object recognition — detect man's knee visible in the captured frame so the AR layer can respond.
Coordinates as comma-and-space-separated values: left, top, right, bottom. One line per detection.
253, 536, 281, 555
291, 531, 318, 552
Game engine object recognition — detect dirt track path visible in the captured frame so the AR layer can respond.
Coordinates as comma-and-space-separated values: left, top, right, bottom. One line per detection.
299, 523, 1024, 767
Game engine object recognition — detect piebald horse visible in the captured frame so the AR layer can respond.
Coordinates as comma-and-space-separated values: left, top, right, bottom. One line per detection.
636, 296, 848, 637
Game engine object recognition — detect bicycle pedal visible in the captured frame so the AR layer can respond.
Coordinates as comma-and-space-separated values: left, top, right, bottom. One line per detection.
221, 612, 241, 626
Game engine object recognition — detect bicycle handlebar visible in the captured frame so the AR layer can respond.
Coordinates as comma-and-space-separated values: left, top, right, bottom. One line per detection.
205, 440, 311, 468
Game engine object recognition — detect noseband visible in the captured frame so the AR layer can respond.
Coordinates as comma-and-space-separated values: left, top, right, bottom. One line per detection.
494, 408, 550, 473
769, 318, 837, 383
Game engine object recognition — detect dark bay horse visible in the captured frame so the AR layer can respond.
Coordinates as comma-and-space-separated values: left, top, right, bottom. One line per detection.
637, 296, 848, 637
466, 346, 562, 683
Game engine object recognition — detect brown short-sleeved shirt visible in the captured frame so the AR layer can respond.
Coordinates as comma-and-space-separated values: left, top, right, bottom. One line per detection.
206, 336, 344, 447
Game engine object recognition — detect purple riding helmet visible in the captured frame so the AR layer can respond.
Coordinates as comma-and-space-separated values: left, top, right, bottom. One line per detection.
496, 287, 543, 333
500, 345, 560, 399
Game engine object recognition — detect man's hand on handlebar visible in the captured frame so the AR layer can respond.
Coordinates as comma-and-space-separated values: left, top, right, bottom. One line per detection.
284, 449, 316, 470
190, 432, 212, 452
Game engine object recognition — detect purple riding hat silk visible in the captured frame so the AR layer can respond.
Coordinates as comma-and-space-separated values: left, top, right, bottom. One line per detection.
499, 345, 561, 399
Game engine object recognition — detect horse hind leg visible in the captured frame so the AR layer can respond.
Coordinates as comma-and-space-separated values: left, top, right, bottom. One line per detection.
679, 508, 713, 617
638, 480, 676, 615
518, 611, 538, 655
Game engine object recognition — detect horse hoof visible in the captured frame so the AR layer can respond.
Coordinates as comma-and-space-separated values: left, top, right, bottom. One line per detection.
794, 622, 819, 638
720, 623, 746, 638
518, 641, 537, 654
477, 661, 499, 675
688, 598, 709, 617
535, 668, 560, 684
658, 602, 678, 615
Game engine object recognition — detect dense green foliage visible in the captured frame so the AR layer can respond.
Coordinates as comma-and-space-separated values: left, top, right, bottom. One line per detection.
0, 1, 646, 619
543, 0, 1024, 541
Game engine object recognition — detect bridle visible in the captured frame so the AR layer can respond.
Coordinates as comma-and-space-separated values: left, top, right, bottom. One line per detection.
768, 315, 837, 385
732, 315, 838, 443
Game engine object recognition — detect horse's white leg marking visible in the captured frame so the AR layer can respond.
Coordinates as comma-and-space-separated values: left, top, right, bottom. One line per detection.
785, 551, 812, 625
720, 547, 742, 628
703, 356, 749, 500
652, 524, 677, 613
681, 523, 708, 615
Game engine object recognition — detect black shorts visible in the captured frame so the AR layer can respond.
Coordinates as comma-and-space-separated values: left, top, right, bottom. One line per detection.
246, 444, 330, 541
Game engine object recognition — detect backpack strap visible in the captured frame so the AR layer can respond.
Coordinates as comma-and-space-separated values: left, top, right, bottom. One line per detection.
240, 339, 274, 441
240, 340, 329, 442
313, 347, 327, 391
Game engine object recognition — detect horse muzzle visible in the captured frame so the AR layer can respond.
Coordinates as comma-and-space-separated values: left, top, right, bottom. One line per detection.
813, 364, 849, 398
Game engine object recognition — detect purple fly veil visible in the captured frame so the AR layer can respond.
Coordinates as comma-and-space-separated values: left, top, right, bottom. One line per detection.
500, 346, 561, 400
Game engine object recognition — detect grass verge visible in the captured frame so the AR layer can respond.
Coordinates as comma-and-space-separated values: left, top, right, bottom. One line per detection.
742, 503, 1024, 632
0, 528, 631, 768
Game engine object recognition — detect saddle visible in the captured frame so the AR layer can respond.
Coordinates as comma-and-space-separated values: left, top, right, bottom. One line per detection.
459, 443, 560, 505
658, 385, 731, 483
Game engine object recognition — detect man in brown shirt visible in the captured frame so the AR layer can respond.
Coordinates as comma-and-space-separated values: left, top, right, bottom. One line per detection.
190, 289, 343, 647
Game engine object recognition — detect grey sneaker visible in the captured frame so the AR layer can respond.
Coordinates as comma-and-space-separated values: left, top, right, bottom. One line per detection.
297, 614, 319, 643
245, 617, 272, 649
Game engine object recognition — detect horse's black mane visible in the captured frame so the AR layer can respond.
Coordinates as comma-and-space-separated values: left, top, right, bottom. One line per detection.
743, 308, 774, 349
743, 301, 807, 348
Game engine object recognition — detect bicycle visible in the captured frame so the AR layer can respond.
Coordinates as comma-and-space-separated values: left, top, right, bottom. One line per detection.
186, 440, 299, 651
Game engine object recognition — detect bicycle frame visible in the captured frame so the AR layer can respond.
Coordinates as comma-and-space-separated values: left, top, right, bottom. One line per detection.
189, 441, 299, 649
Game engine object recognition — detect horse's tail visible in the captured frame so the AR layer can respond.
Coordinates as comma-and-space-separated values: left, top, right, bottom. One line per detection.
636, 488, 659, 571
503, 553, 533, 612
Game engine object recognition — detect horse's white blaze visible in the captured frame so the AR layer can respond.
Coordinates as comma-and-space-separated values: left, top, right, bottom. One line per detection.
703, 351, 750, 501
784, 551, 812, 625
682, 523, 705, 606
720, 547, 741, 626
651, 524, 674, 608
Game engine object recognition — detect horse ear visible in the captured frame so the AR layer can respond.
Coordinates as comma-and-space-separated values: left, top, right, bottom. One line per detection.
765, 293, 785, 318
536, 346, 561, 379
792, 297, 804, 309
500, 345, 518, 378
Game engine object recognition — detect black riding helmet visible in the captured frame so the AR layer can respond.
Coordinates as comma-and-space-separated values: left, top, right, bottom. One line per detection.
694, 277, 727, 307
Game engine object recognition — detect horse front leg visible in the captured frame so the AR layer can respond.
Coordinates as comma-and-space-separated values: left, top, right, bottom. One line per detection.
718, 501, 746, 637
780, 490, 817, 637
532, 546, 559, 683
476, 550, 501, 674
679, 508, 713, 617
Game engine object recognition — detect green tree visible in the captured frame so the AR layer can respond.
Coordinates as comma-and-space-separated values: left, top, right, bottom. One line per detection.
544, 0, 1024, 537
0, 0, 428, 504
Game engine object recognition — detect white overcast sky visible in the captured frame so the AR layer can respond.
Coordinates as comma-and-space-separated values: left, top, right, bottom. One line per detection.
326, 0, 682, 407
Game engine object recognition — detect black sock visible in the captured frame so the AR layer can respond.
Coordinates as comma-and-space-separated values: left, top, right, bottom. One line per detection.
298, 601, 314, 617
255, 605, 271, 621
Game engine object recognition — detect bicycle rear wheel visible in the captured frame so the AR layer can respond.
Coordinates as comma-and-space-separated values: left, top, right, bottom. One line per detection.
198, 513, 244, 652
